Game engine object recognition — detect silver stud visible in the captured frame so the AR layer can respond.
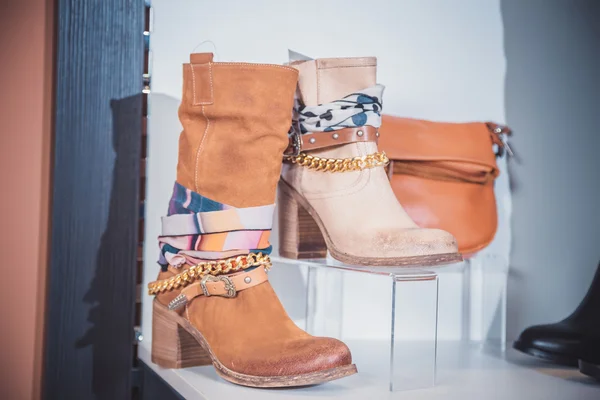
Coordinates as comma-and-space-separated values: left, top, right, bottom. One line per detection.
244, 276, 252, 284
376, 132, 380, 137
332, 133, 339, 139
309, 137, 316, 144
357, 130, 364, 137
494, 127, 502, 134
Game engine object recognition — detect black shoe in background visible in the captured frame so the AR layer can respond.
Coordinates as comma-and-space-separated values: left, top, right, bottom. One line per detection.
579, 339, 600, 381
513, 262, 600, 367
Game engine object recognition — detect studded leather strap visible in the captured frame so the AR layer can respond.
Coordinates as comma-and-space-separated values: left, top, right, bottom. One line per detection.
168, 267, 269, 310
285, 126, 379, 155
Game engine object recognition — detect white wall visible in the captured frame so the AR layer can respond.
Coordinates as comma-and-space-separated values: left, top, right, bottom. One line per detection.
142, 0, 510, 343
502, 0, 600, 340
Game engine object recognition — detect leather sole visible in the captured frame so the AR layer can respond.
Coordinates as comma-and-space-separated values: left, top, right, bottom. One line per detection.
579, 360, 600, 381
512, 340, 579, 367
278, 179, 463, 267
151, 300, 357, 387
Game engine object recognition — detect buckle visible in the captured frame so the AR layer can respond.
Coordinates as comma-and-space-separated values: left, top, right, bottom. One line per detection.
200, 275, 237, 298
284, 122, 303, 157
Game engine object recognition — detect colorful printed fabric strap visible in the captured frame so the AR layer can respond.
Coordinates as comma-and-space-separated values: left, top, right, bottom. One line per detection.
160, 231, 271, 254
158, 182, 273, 268
161, 204, 275, 236
294, 84, 384, 134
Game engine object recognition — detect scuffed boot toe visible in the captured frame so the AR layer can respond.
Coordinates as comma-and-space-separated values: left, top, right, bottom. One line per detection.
241, 337, 353, 377
371, 227, 458, 258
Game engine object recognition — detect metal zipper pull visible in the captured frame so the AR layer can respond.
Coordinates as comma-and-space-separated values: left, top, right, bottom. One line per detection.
488, 123, 514, 158
500, 133, 514, 157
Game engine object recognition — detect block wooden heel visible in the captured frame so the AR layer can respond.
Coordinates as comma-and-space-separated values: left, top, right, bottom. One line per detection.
151, 300, 212, 369
278, 182, 327, 259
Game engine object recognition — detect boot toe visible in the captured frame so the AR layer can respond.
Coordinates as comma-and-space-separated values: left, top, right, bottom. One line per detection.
514, 323, 583, 365
412, 228, 459, 255
276, 337, 353, 376
233, 337, 353, 377
305, 337, 353, 371
374, 228, 458, 258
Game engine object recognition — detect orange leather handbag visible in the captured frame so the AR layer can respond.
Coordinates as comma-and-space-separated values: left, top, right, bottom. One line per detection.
379, 115, 511, 255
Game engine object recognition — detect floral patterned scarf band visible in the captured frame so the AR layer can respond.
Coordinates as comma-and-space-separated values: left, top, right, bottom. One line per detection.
294, 84, 385, 134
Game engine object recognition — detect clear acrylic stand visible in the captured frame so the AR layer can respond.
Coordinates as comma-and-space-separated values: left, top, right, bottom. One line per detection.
431, 254, 508, 350
270, 256, 439, 392
470, 254, 509, 351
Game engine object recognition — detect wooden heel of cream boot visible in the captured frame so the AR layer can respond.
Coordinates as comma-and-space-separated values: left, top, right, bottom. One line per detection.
151, 300, 212, 369
278, 182, 327, 259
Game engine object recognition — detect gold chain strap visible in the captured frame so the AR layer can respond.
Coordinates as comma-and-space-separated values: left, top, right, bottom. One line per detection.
147, 253, 271, 295
284, 151, 389, 172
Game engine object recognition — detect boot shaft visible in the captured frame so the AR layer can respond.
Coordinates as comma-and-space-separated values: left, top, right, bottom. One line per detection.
290, 57, 380, 161
156, 54, 298, 268
293, 57, 377, 106
176, 53, 299, 208
568, 263, 600, 328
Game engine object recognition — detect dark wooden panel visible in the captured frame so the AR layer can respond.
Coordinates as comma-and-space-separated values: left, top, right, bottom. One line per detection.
44, 1, 145, 399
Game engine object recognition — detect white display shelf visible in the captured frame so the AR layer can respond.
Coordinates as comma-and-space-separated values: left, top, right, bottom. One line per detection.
137, 254, 595, 399
138, 343, 600, 400
138, 253, 510, 396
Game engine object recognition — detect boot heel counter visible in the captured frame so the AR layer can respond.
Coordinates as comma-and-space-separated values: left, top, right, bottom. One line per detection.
151, 300, 212, 369
278, 182, 327, 259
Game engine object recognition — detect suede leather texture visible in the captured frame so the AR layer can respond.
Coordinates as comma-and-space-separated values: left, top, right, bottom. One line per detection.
156, 269, 352, 376
282, 57, 458, 259
177, 59, 298, 208
187, 281, 352, 376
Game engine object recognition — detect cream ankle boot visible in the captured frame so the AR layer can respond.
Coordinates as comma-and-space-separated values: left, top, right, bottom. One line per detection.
279, 57, 462, 266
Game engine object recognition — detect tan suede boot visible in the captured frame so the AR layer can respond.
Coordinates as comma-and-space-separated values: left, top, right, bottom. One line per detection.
149, 53, 356, 387
279, 57, 462, 266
